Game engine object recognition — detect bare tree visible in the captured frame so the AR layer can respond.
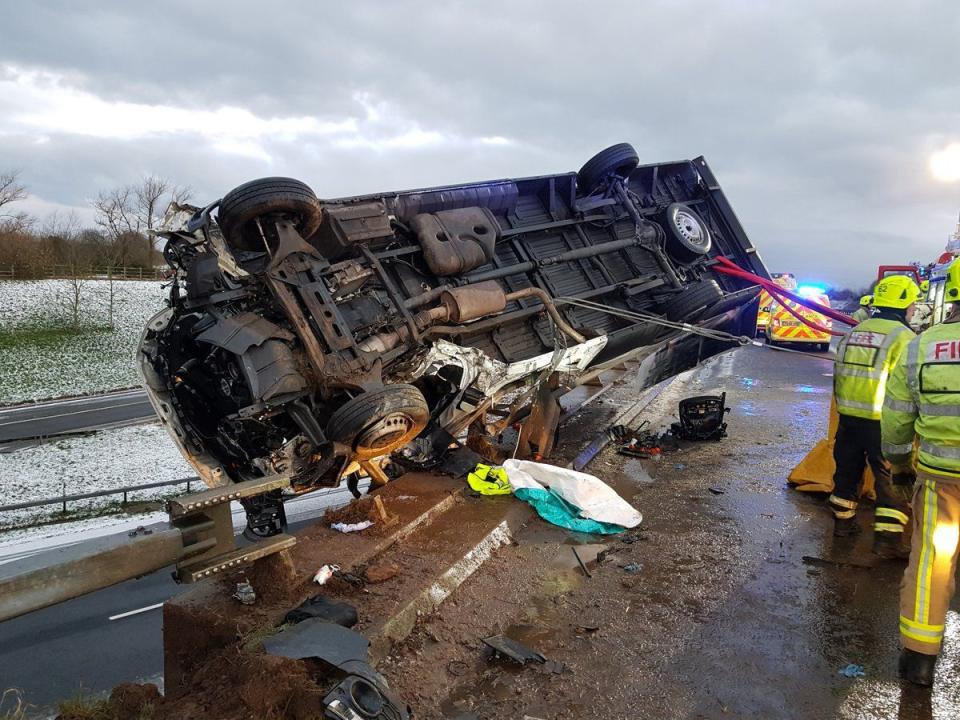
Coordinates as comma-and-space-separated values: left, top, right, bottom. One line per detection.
43, 211, 88, 326
0, 170, 31, 232
93, 176, 190, 263
0, 170, 27, 211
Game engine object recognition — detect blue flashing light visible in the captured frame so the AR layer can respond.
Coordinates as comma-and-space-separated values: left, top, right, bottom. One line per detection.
797, 284, 827, 297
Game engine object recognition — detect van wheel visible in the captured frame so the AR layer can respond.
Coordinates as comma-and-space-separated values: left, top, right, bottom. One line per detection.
217, 177, 322, 251
576, 143, 640, 195
664, 279, 725, 322
326, 385, 430, 460
663, 203, 712, 263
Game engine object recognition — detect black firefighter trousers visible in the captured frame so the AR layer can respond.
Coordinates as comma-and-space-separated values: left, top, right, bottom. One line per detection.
830, 414, 910, 535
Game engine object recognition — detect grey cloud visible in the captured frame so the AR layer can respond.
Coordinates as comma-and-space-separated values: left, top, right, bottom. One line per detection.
1, 0, 959, 286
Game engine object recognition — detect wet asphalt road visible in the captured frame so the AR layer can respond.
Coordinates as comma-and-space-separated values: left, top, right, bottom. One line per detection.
659, 345, 960, 719
632, 345, 960, 718
0, 389, 154, 448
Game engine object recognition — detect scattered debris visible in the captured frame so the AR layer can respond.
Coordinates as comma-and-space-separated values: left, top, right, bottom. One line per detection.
284, 594, 358, 627
575, 624, 601, 634
264, 619, 410, 719
333, 568, 367, 588
446, 660, 469, 676
802, 556, 874, 571
838, 663, 866, 678
571, 546, 592, 578
331, 520, 375, 533
671, 393, 730, 441
620, 532, 648, 544
621, 563, 643, 574
611, 422, 682, 459
127, 526, 153, 537
708, 487, 725, 495
439, 445, 485, 478
313, 564, 340, 585
674, 463, 686, 470
364, 562, 401, 584
466, 463, 512, 496
483, 635, 546, 666
372, 495, 398, 528
232, 580, 256, 606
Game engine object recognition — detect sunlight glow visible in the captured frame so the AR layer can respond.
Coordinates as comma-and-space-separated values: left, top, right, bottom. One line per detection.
930, 143, 960, 183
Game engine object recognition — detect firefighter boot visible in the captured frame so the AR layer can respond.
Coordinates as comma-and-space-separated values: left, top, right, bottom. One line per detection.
833, 516, 861, 537
829, 495, 859, 537
872, 532, 909, 560
899, 649, 936, 687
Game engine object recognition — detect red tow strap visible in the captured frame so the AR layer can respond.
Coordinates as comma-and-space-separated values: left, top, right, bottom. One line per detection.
711, 256, 857, 334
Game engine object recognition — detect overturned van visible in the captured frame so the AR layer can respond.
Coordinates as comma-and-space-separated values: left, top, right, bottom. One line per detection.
139, 143, 768, 537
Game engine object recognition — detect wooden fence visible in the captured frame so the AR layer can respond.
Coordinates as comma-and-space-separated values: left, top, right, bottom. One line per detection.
0, 265, 167, 281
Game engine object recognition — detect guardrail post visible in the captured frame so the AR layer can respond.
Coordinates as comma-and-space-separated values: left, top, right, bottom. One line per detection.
123, 490, 128, 505
61, 482, 67, 514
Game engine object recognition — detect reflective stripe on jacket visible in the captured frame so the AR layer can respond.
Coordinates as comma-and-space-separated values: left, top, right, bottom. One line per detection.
882, 319, 960, 478
834, 318, 914, 420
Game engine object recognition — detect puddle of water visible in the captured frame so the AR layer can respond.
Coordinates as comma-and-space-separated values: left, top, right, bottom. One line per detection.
795, 384, 830, 394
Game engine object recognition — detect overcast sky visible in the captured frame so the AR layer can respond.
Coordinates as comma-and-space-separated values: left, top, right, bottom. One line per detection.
1, 0, 959, 287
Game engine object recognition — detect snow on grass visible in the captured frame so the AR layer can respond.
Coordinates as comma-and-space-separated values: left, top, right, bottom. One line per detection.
0, 279, 168, 404
0, 423, 193, 528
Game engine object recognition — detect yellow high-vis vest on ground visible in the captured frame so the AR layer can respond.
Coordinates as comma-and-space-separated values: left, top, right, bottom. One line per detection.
834, 317, 914, 421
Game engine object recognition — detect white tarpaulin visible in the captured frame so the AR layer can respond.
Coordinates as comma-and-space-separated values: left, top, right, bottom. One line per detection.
502, 459, 642, 528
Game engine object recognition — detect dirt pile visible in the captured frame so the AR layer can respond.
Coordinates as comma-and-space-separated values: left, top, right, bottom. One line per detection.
76, 654, 329, 720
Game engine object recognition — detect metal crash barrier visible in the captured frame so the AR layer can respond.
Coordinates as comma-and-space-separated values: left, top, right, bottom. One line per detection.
0, 476, 295, 623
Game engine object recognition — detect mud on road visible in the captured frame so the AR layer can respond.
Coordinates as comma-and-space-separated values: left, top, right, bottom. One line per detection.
380, 345, 960, 719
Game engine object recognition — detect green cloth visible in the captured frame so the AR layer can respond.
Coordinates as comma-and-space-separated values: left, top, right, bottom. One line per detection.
512, 487, 626, 535
467, 463, 512, 495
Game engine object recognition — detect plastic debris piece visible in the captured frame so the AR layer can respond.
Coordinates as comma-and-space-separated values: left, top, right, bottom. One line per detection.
285, 594, 357, 627
232, 580, 256, 605
483, 635, 546, 665
447, 660, 469, 676
621, 563, 643, 574
313, 564, 341, 585
708, 487, 725, 495
571, 546, 592, 578
331, 520, 374, 533
838, 663, 865, 678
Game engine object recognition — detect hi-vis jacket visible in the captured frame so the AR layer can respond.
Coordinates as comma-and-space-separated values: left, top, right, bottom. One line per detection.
882, 318, 960, 478
834, 317, 915, 420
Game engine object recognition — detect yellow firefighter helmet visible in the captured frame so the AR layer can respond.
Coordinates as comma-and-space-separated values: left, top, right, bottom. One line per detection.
873, 275, 921, 309
946, 259, 960, 301
859, 294, 872, 307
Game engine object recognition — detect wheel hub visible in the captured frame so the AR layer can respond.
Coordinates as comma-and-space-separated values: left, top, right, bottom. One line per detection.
674, 210, 706, 246
356, 413, 416, 454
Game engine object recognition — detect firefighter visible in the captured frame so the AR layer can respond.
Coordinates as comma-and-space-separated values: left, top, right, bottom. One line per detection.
883, 260, 960, 686
828, 275, 920, 556
851, 294, 872, 324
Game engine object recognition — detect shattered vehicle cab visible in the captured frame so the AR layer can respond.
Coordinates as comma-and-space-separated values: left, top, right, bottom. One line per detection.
139, 143, 768, 537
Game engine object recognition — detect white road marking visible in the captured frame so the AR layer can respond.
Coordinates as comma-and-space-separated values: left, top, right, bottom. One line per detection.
109, 602, 164, 621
